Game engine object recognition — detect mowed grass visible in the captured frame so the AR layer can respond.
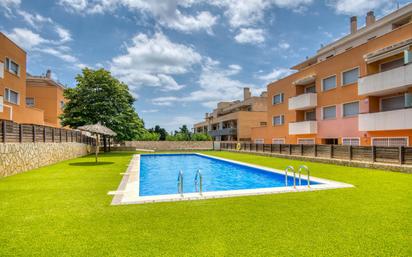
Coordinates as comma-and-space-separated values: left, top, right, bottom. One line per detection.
0, 151, 411, 257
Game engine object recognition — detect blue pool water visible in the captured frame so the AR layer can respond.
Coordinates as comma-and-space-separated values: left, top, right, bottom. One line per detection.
139, 154, 318, 196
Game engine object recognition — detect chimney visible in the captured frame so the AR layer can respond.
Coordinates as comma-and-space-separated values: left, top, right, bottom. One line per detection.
350, 16, 357, 34
366, 11, 376, 26
46, 69, 52, 79
243, 87, 251, 100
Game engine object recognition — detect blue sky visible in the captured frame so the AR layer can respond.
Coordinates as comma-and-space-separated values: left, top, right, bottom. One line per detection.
0, 0, 409, 131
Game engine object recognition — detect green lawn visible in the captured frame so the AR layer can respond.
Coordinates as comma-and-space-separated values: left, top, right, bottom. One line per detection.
0, 151, 411, 257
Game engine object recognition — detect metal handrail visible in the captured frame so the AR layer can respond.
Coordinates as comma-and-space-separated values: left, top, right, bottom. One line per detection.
285, 166, 295, 187
298, 165, 310, 187
194, 169, 203, 194
177, 170, 184, 196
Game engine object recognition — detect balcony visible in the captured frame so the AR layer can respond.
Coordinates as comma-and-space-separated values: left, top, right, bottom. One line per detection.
289, 121, 317, 135
288, 93, 317, 110
208, 128, 237, 137
358, 64, 412, 96
359, 108, 412, 131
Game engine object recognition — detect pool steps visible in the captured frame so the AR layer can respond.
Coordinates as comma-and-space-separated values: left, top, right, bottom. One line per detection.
285, 165, 310, 188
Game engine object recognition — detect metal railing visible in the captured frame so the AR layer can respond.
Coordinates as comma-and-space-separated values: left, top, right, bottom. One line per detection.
177, 170, 184, 196
194, 169, 203, 194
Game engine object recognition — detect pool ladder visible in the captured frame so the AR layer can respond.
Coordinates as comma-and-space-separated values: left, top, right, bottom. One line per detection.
177, 170, 203, 196
285, 165, 310, 188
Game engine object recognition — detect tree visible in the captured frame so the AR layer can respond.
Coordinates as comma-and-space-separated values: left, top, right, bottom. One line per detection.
149, 125, 168, 141
60, 68, 146, 141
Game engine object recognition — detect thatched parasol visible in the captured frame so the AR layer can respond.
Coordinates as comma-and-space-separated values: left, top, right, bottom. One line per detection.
78, 122, 116, 162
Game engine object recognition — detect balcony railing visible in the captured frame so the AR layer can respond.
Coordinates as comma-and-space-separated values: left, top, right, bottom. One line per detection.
288, 93, 317, 110
358, 63, 412, 96
208, 128, 237, 137
359, 108, 412, 131
289, 121, 317, 135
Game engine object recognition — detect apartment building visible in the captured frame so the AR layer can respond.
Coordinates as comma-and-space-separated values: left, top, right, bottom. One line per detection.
251, 4, 412, 146
27, 70, 66, 127
194, 88, 267, 141
1, 32, 65, 127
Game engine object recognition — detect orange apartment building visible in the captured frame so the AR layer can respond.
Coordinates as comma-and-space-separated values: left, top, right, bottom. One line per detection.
251, 4, 412, 147
194, 88, 267, 141
0, 32, 65, 128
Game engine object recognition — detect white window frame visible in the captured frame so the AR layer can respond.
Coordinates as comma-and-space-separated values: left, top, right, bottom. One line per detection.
5, 57, 20, 76
272, 115, 284, 126
342, 137, 360, 146
371, 137, 409, 147
255, 139, 264, 144
26, 97, 35, 107
342, 101, 360, 118
322, 105, 337, 120
4, 88, 20, 105
297, 138, 315, 145
341, 66, 360, 86
272, 93, 284, 105
272, 138, 285, 144
321, 74, 337, 92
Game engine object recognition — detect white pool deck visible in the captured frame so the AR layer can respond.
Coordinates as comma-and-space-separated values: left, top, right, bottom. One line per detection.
110, 153, 354, 205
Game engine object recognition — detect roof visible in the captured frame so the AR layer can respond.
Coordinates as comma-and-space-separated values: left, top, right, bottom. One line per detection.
78, 123, 117, 136
26, 75, 66, 89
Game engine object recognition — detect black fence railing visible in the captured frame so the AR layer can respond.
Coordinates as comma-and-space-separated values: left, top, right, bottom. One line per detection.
0, 119, 96, 145
220, 142, 412, 165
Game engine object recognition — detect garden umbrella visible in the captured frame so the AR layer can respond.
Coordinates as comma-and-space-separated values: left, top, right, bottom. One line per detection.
78, 122, 116, 162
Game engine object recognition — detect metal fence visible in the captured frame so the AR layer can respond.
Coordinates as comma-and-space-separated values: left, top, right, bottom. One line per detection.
221, 142, 412, 165
0, 119, 95, 145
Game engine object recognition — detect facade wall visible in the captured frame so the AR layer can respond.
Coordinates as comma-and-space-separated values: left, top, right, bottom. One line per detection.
26, 79, 65, 127
0, 142, 93, 177
124, 141, 213, 150
252, 20, 412, 146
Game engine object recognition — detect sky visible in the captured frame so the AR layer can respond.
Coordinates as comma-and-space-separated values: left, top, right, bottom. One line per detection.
0, 0, 410, 132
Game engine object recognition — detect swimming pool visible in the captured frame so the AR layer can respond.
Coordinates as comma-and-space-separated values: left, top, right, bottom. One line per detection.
111, 153, 353, 205
140, 154, 316, 196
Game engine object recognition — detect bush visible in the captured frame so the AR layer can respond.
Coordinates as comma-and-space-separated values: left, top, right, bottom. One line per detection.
191, 133, 212, 141
136, 132, 160, 141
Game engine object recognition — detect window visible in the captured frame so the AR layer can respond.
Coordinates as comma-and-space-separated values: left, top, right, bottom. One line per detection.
26, 97, 35, 107
305, 110, 316, 121
0, 61, 4, 78
272, 138, 285, 144
372, 138, 408, 147
323, 106, 336, 120
272, 115, 284, 126
304, 85, 316, 93
255, 139, 264, 144
342, 138, 360, 146
5, 58, 20, 76
381, 95, 405, 112
272, 93, 284, 105
342, 68, 359, 86
298, 138, 315, 145
60, 101, 65, 109
343, 102, 359, 117
322, 75, 336, 91
380, 58, 404, 72
4, 88, 19, 104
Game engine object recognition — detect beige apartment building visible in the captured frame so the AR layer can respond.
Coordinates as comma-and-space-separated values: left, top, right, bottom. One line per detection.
194, 88, 267, 141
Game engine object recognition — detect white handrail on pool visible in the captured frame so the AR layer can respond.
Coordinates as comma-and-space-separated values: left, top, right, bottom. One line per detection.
177, 170, 184, 196
194, 169, 203, 195
299, 165, 310, 188
285, 166, 295, 187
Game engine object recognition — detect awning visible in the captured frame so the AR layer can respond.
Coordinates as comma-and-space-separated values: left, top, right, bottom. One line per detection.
364, 38, 412, 64
292, 74, 316, 86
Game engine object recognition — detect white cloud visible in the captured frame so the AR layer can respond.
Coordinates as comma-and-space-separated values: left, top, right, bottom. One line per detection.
141, 109, 159, 113
152, 59, 264, 108
0, 0, 20, 12
58, 0, 218, 33
55, 25, 72, 42
326, 0, 394, 16
16, 10, 53, 29
110, 32, 202, 92
234, 28, 265, 44
6, 28, 48, 50
258, 67, 294, 83
278, 41, 290, 49
211, 0, 313, 28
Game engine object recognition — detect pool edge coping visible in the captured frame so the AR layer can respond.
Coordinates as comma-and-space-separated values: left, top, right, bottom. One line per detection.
110, 153, 354, 205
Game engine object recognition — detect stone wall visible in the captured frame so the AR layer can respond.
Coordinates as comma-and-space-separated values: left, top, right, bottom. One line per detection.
124, 141, 214, 151
0, 143, 93, 177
